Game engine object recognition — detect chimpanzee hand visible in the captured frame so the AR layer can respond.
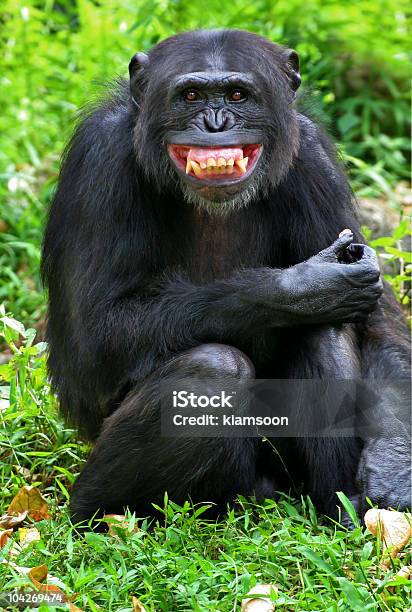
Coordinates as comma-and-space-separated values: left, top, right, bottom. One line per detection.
282, 232, 383, 324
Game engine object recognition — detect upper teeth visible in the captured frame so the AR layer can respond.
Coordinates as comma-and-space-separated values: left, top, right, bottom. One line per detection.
185, 156, 249, 175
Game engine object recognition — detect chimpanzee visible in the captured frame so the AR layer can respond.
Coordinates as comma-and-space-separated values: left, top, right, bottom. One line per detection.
42, 29, 411, 524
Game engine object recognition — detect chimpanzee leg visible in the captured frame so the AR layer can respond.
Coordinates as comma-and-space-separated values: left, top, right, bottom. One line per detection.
275, 325, 363, 518
70, 343, 258, 524
356, 295, 411, 511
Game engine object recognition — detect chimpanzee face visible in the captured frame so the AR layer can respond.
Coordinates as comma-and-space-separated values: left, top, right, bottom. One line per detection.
166, 71, 264, 204
131, 30, 301, 212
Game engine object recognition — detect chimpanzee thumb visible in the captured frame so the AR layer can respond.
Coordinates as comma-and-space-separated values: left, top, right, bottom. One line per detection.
316, 231, 354, 262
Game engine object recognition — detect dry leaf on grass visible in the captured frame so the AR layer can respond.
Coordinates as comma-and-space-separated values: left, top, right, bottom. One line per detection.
2, 561, 83, 609
14, 465, 31, 480
103, 514, 139, 536
29, 564, 84, 609
0, 512, 28, 529
396, 565, 412, 580
19, 527, 41, 547
387, 565, 412, 594
132, 595, 147, 611
0, 529, 13, 549
364, 508, 412, 568
0, 527, 40, 558
241, 584, 278, 611
7, 486, 49, 521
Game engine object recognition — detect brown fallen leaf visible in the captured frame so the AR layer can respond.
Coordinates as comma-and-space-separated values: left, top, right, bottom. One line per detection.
132, 595, 147, 611
241, 584, 278, 611
0, 529, 13, 549
3, 561, 81, 607
396, 565, 412, 580
364, 508, 412, 568
8, 486, 49, 521
104, 514, 139, 536
387, 565, 412, 594
28, 563, 48, 584
14, 465, 31, 480
0, 526, 39, 558
28, 564, 71, 602
0, 511, 28, 529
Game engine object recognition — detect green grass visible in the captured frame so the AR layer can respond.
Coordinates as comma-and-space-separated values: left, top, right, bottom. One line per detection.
0, 317, 411, 611
2, 497, 411, 611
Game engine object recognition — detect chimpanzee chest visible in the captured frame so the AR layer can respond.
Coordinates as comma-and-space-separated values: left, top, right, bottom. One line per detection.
183, 207, 275, 282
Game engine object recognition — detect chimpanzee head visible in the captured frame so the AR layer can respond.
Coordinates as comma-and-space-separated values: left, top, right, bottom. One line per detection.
130, 29, 301, 212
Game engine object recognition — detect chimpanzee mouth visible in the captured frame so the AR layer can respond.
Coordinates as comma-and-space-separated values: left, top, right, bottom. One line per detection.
167, 144, 263, 185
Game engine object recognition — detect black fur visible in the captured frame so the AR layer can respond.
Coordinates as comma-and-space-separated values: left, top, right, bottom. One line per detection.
42, 29, 411, 524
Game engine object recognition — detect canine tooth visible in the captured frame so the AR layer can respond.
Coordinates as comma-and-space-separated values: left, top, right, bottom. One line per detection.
227, 158, 234, 166
186, 158, 191, 174
236, 157, 248, 173
190, 160, 202, 176
217, 157, 226, 167
207, 157, 216, 168
200, 162, 207, 169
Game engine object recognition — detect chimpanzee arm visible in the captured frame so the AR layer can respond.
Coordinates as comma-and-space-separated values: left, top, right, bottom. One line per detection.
74, 234, 381, 389
109, 239, 380, 349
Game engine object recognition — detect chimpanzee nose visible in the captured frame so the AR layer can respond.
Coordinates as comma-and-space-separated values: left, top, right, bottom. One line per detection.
203, 109, 235, 132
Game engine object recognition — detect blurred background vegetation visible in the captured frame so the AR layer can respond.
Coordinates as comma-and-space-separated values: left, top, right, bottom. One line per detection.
0, 0, 411, 326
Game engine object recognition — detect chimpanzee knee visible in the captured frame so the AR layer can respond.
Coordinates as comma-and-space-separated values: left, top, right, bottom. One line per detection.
162, 343, 255, 380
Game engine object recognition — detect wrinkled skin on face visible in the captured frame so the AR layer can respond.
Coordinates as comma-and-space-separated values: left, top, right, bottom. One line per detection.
130, 30, 301, 210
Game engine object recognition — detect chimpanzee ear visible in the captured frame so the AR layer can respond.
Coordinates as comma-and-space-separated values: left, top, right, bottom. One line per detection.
129, 52, 149, 107
129, 52, 149, 78
284, 49, 301, 102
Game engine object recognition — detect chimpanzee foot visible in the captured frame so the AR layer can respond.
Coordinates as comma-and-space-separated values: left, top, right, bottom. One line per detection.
357, 438, 411, 511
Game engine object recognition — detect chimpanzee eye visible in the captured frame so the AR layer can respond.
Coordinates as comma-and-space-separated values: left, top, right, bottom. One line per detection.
229, 89, 247, 102
184, 90, 201, 102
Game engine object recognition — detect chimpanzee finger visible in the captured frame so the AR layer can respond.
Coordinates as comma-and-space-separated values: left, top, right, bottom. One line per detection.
317, 232, 354, 262
343, 243, 364, 263
352, 286, 383, 309
357, 244, 379, 266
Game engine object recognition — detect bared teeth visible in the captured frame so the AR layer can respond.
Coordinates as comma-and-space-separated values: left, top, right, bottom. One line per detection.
190, 160, 202, 176
185, 154, 249, 176
186, 159, 202, 175
235, 157, 248, 174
